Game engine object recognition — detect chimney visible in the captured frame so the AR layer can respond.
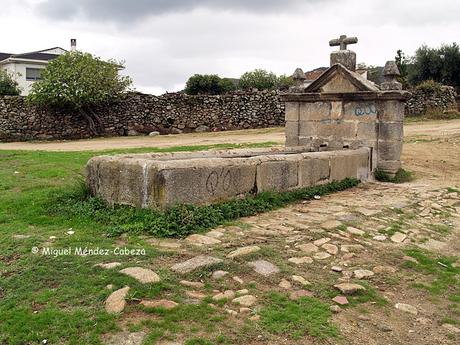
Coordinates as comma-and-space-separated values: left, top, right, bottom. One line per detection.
70, 39, 77, 52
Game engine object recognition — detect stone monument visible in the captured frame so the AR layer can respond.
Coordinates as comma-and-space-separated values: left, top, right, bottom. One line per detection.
85, 35, 406, 208
282, 34, 410, 177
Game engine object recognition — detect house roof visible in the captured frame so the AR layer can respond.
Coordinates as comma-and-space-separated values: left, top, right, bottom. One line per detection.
0, 47, 67, 63
304, 67, 328, 81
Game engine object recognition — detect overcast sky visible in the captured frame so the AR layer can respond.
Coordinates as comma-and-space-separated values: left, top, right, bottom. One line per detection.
2, 0, 459, 94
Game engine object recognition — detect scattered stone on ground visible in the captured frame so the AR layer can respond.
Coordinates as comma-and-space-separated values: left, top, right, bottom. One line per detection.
119, 267, 161, 284
105, 286, 130, 314
140, 299, 178, 309
185, 291, 206, 299
289, 290, 313, 300
226, 245, 260, 258
296, 243, 319, 254
353, 269, 375, 279
237, 289, 249, 295
322, 243, 339, 255
395, 303, 418, 315
213, 290, 235, 301
321, 220, 342, 230
248, 260, 279, 276
171, 255, 223, 274
331, 266, 343, 272
278, 279, 292, 289
442, 324, 460, 333
313, 237, 331, 246
390, 232, 407, 243
12, 234, 30, 240
95, 262, 122, 269
288, 256, 313, 265
185, 234, 221, 246
332, 296, 349, 305
212, 270, 229, 279
291, 275, 310, 286
180, 280, 204, 289
373, 235, 387, 241
232, 295, 257, 307
334, 283, 366, 295
373, 265, 397, 274
313, 252, 332, 260
347, 226, 365, 236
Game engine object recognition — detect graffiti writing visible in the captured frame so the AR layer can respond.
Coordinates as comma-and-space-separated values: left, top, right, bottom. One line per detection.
354, 104, 377, 116
206, 168, 232, 195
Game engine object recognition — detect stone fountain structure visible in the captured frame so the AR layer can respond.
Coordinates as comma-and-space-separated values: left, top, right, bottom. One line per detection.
86, 35, 409, 208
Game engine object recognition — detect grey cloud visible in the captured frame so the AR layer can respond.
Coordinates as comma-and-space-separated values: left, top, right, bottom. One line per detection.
38, 0, 323, 22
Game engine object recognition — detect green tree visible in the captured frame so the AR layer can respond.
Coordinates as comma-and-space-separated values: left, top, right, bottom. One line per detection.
395, 49, 411, 87
184, 74, 233, 95
408, 43, 460, 90
238, 69, 278, 91
276, 74, 294, 90
28, 51, 132, 134
0, 69, 21, 96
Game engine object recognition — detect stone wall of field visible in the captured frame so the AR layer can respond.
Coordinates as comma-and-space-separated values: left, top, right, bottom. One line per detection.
0, 91, 284, 142
405, 85, 457, 116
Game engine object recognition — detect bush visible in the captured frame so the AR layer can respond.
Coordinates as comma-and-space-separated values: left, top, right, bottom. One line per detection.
184, 74, 235, 95
27, 51, 132, 135
415, 80, 443, 93
0, 69, 21, 95
239, 69, 278, 91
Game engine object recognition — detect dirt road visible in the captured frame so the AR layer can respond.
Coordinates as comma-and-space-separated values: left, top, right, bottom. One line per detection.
1, 119, 459, 153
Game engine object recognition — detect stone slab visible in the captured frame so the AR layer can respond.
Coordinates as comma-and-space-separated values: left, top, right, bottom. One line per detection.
171, 255, 223, 274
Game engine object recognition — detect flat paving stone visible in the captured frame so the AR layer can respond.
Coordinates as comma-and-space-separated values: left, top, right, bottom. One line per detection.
334, 283, 366, 295
232, 295, 257, 307
119, 267, 161, 284
288, 256, 313, 265
95, 262, 122, 269
354, 269, 375, 279
140, 299, 178, 309
322, 243, 339, 255
171, 255, 223, 274
248, 260, 279, 276
391, 232, 407, 243
296, 243, 319, 254
185, 234, 221, 246
313, 252, 331, 260
227, 245, 260, 258
105, 286, 130, 314
321, 220, 342, 230
395, 303, 418, 315
289, 290, 313, 300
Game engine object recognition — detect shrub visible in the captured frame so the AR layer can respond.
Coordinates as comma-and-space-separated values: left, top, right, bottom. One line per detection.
415, 80, 443, 93
184, 74, 235, 95
27, 51, 132, 135
238, 69, 278, 91
0, 69, 21, 96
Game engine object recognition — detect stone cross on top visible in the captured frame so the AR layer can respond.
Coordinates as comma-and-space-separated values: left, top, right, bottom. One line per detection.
329, 35, 358, 51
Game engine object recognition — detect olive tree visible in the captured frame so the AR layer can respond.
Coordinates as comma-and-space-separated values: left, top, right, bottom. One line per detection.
28, 51, 132, 134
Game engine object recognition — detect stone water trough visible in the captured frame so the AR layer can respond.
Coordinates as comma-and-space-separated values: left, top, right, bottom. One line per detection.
86, 147, 370, 208
86, 35, 409, 209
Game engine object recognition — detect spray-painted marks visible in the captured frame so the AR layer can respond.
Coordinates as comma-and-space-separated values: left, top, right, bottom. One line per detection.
354, 104, 377, 116
206, 168, 233, 195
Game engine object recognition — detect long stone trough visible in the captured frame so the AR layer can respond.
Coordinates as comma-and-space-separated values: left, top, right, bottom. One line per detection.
86, 147, 370, 208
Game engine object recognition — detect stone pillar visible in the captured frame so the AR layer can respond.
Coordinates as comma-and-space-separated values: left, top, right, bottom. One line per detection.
330, 50, 357, 71
377, 61, 405, 177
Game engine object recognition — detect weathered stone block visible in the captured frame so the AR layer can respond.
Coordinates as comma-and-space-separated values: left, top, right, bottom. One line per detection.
329, 149, 369, 181
381, 101, 405, 122
315, 122, 356, 139
343, 101, 378, 123
378, 140, 403, 161
152, 158, 257, 206
298, 153, 330, 187
299, 121, 317, 137
378, 123, 404, 141
256, 156, 300, 192
356, 122, 378, 140
285, 102, 300, 122
285, 121, 299, 146
299, 102, 331, 121
377, 160, 401, 175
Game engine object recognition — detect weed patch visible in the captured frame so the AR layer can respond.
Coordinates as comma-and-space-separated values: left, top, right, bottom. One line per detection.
259, 292, 338, 339
51, 178, 359, 238
375, 168, 414, 183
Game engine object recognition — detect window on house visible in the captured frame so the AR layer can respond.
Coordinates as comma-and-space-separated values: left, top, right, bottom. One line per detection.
26, 68, 43, 81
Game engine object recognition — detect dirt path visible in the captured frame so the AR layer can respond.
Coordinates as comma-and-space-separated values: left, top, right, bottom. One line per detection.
1, 119, 460, 152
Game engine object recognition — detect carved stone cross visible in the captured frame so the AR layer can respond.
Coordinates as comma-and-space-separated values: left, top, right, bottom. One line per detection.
329, 35, 358, 50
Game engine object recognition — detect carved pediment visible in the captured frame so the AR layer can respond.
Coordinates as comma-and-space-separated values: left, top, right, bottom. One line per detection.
305, 63, 380, 93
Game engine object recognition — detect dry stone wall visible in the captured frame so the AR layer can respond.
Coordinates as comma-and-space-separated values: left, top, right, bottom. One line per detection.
405, 85, 457, 116
0, 91, 284, 142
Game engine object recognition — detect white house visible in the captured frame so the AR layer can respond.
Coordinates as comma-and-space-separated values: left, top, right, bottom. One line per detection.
0, 43, 72, 96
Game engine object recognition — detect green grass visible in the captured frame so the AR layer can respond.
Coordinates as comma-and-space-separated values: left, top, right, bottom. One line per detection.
259, 292, 338, 340
52, 177, 359, 238
374, 168, 414, 183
